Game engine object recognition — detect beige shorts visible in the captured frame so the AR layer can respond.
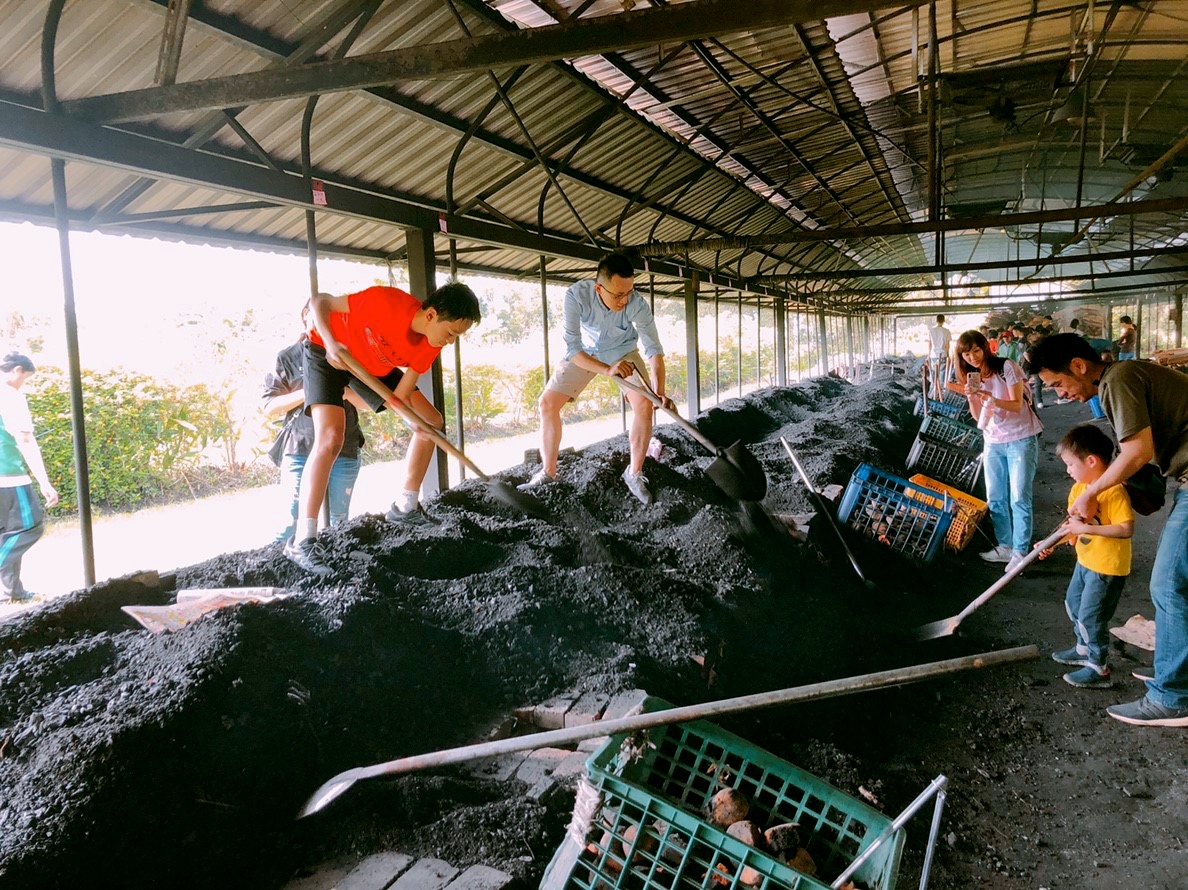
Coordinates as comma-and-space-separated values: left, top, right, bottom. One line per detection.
545, 349, 651, 401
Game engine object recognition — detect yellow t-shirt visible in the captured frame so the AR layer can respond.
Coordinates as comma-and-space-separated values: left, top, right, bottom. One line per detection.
1067, 481, 1134, 577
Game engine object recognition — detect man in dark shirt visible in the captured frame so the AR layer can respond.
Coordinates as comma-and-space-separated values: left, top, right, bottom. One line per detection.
1032, 334, 1188, 727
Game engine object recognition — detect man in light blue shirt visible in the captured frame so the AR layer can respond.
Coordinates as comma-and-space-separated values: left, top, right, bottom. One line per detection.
520, 252, 672, 504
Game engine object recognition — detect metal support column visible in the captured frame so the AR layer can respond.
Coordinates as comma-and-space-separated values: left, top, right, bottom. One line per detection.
1136, 294, 1144, 359
50, 159, 96, 587
775, 296, 787, 386
684, 273, 701, 418
737, 295, 744, 397
817, 309, 829, 376
540, 256, 551, 380
406, 226, 447, 495
1175, 287, 1184, 349
846, 315, 855, 376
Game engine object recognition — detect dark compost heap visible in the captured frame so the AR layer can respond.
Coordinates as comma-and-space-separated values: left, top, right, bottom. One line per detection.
2, 366, 1183, 890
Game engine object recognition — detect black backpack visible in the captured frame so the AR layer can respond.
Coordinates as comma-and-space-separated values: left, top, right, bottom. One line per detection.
1125, 464, 1166, 516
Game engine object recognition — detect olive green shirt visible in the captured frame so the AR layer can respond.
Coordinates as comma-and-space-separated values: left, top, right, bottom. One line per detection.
1099, 360, 1188, 481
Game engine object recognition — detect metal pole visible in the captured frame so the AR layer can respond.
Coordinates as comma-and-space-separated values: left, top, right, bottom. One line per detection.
301, 647, 1037, 817
737, 295, 743, 396
713, 288, 721, 404
50, 159, 96, 588
684, 273, 701, 418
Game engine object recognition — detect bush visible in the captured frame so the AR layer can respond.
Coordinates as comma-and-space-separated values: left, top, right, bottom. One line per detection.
26, 367, 234, 513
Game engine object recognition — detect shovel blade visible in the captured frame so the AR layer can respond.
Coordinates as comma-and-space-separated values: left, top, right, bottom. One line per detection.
707, 441, 767, 501
914, 616, 960, 641
488, 480, 551, 520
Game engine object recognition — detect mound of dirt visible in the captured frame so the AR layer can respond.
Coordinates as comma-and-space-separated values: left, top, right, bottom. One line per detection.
2, 364, 1180, 890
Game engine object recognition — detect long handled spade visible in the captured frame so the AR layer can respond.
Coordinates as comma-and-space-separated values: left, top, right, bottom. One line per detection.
781, 437, 875, 590
297, 645, 1038, 817
915, 525, 1069, 641
337, 351, 550, 520
616, 373, 767, 501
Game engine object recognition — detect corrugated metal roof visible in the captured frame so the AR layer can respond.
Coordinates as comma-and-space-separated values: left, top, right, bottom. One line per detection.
0, 0, 1183, 311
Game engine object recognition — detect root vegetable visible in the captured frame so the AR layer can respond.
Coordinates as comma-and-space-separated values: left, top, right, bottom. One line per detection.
726, 820, 765, 848
763, 822, 801, 857
788, 847, 816, 876
620, 822, 658, 863
708, 788, 751, 828
739, 865, 763, 887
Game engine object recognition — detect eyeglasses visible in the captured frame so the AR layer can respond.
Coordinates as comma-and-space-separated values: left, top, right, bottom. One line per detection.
597, 282, 634, 302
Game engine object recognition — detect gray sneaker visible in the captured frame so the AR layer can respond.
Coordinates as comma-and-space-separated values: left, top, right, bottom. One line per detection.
622, 468, 653, 505
517, 469, 555, 492
385, 504, 438, 527
283, 537, 334, 577
1107, 696, 1188, 727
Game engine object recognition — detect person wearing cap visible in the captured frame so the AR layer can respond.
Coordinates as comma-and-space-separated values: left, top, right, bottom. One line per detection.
519, 251, 673, 506
0, 353, 59, 603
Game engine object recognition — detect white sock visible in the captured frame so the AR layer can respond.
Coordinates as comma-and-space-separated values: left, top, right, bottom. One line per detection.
396, 489, 419, 513
295, 518, 318, 543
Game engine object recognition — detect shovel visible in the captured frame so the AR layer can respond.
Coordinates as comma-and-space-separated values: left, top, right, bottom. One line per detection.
337, 351, 550, 520
615, 373, 767, 501
914, 525, 1069, 640
780, 437, 876, 590
297, 644, 1038, 817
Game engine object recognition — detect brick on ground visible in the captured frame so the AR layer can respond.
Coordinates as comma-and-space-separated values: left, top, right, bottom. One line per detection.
281, 856, 356, 890
467, 752, 529, 782
564, 692, 609, 728
600, 689, 647, 721
443, 865, 516, 890
389, 859, 460, 890
336, 852, 414, 890
532, 693, 578, 729
514, 747, 572, 786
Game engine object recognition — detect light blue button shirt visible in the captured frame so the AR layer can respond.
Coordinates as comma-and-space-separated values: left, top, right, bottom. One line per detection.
562, 279, 664, 364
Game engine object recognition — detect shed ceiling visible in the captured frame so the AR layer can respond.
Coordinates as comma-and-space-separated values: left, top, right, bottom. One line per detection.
0, 0, 1185, 311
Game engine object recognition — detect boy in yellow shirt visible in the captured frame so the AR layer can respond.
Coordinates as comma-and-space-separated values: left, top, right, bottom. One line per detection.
1044, 425, 1135, 688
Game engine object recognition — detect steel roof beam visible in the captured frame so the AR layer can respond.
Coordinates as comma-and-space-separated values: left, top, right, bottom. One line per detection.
0, 102, 797, 301
636, 195, 1188, 254
755, 243, 1188, 282
65, 0, 926, 123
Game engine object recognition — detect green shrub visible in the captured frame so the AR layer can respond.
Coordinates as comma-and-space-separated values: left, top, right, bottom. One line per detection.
26, 367, 233, 512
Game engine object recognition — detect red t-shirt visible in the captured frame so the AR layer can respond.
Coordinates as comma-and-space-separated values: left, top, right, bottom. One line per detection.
309, 286, 441, 376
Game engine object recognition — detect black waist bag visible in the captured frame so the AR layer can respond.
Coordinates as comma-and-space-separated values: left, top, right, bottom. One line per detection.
1125, 464, 1166, 516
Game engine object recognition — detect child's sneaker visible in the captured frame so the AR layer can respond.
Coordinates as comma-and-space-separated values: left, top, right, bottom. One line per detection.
1063, 666, 1112, 689
1051, 646, 1089, 666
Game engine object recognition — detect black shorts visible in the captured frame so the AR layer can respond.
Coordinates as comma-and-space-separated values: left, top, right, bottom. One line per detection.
302, 340, 404, 413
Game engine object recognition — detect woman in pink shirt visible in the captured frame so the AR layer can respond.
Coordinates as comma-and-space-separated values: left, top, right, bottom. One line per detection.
954, 330, 1045, 573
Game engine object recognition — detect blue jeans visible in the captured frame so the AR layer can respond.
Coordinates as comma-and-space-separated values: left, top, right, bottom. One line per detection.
1118, 352, 1136, 361
1087, 395, 1106, 419
1147, 486, 1188, 709
1064, 563, 1126, 671
276, 453, 361, 542
983, 434, 1039, 554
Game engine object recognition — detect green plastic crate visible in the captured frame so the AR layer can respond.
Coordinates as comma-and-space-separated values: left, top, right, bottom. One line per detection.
541, 771, 814, 890
545, 698, 903, 890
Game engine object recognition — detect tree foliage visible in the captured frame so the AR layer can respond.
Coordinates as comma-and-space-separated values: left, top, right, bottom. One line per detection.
26, 367, 232, 512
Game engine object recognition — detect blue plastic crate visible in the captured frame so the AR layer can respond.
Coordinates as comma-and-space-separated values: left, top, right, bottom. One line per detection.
918, 414, 982, 452
838, 463, 957, 562
543, 697, 903, 890
911, 394, 966, 419
905, 435, 983, 492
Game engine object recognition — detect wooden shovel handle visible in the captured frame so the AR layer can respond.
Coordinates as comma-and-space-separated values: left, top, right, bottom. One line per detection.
615, 374, 718, 453
336, 350, 490, 481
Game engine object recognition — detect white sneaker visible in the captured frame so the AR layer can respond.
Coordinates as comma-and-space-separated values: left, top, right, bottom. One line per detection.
1003, 551, 1026, 574
979, 545, 1013, 564
517, 469, 555, 492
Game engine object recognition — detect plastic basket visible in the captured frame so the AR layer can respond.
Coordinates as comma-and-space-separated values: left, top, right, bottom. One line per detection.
918, 414, 982, 452
911, 394, 965, 419
545, 698, 903, 890
904, 436, 983, 492
907, 474, 989, 551
837, 463, 957, 563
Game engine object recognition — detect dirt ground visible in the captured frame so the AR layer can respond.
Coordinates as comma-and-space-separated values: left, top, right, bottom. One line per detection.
0, 363, 1184, 889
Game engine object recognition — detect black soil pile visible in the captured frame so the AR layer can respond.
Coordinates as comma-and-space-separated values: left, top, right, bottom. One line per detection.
1, 366, 1183, 890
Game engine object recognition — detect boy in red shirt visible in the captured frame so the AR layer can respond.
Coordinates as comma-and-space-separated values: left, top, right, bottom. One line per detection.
285, 281, 481, 575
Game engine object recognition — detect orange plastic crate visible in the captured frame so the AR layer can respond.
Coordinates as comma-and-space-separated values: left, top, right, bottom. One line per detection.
907, 474, 989, 552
